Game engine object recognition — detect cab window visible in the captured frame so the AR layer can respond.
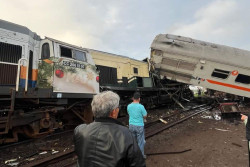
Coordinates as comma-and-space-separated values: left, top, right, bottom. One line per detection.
74, 50, 87, 62
60, 46, 72, 58
41, 43, 50, 60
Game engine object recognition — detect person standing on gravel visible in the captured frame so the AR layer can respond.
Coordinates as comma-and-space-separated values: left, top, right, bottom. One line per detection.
127, 92, 147, 159
241, 114, 250, 166
74, 91, 146, 167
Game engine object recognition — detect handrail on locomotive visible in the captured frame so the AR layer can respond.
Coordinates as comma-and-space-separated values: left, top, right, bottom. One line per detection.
16, 58, 29, 92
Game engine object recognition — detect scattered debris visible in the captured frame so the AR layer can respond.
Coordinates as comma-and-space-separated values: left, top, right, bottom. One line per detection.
5, 159, 19, 166
63, 148, 69, 152
5, 162, 19, 166
201, 115, 213, 119
232, 143, 243, 147
52, 150, 59, 154
39, 151, 48, 155
197, 121, 203, 124
26, 157, 35, 161
147, 149, 192, 156
212, 110, 221, 120
159, 118, 168, 124
215, 128, 230, 132
213, 114, 221, 120
5, 159, 17, 164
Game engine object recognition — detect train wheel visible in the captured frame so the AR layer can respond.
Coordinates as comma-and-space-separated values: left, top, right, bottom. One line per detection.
22, 120, 54, 138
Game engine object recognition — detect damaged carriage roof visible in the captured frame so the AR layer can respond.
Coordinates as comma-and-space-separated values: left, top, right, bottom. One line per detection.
151, 34, 250, 69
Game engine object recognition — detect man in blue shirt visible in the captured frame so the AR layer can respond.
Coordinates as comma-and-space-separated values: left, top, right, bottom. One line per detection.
127, 92, 147, 158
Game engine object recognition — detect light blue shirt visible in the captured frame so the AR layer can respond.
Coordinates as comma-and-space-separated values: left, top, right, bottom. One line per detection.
127, 103, 147, 126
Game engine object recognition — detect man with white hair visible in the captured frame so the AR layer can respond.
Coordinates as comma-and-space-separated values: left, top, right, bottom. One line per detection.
74, 91, 146, 167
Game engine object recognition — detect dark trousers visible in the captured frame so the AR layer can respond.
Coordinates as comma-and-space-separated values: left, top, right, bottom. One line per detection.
248, 141, 250, 167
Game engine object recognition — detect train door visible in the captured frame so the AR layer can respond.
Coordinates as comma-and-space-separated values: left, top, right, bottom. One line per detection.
52, 44, 99, 94
37, 39, 54, 88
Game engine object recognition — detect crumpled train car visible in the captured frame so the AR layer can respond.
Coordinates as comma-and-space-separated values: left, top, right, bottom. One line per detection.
151, 34, 250, 98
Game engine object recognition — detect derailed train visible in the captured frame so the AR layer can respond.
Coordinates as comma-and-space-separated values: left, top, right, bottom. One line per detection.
0, 20, 191, 143
150, 34, 250, 99
1, 19, 249, 143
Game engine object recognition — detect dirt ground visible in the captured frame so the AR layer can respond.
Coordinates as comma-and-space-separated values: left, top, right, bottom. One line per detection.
145, 112, 249, 167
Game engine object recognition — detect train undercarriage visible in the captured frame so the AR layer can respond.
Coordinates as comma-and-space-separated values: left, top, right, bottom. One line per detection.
0, 87, 94, 144
0, 81, 195, 144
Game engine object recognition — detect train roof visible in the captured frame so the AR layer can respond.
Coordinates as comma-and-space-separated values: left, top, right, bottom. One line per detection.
45, 37, 89, 53
0, 19, 40, 40
88, 49, 148, 64
151, 34, 250, 69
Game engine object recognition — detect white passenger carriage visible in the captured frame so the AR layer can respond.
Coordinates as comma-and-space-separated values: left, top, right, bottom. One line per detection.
151, 34, 250, 98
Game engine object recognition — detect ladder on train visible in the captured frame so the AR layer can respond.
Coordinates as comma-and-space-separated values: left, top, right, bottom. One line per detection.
0, 89, 15, 135
0, 58, 27, 136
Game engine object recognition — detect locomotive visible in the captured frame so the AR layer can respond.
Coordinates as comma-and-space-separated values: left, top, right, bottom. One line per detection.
0, 20, 99, 143
0, 20, 192, 143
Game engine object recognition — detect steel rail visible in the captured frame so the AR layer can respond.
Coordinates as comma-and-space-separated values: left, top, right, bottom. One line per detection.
0, 130, 73, 151
21, 148, 76, 167
145, 104, 208, 129
145, 106, 211, 139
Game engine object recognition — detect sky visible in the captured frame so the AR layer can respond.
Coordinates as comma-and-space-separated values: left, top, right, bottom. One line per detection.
0, 0, 250, 60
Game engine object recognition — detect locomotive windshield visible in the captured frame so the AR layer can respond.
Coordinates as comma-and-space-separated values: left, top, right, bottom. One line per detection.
74, 50, 87, 62
60, 46, 72, 58
60, 46, 87, 62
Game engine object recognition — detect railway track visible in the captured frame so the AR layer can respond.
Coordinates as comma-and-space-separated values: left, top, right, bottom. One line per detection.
21, 148, 76, 167
145, 104, 212, 139
0, 130, 75, 166
1, 104, 212, 166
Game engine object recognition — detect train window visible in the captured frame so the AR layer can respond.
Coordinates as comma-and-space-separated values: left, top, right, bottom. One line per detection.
74, 50, 87, 62
60, 46, 72, 58
211, 69, 229, 79
0, 42, 22, 63
235, 74, 250, 84
134, 67, 138, 74
41, 43, 50, 60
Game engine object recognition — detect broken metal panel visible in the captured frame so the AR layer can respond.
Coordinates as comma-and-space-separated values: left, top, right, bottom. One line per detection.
219, 103, 240, 113
178, 61, 196, 71
151, 34, 250, 69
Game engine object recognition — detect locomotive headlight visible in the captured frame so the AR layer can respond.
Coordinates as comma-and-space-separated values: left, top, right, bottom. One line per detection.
55, 69, 64, 78
96, 76, 99, 82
